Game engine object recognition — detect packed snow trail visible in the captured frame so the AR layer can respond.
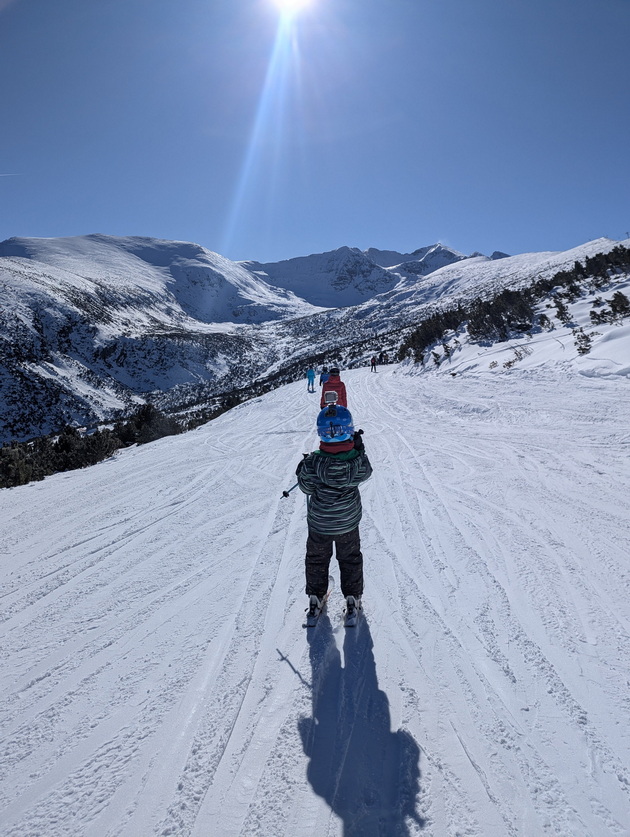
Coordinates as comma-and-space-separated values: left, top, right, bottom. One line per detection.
1, 366, 629, 836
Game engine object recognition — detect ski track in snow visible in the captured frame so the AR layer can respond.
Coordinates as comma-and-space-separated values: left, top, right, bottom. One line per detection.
1, 367, 629, 836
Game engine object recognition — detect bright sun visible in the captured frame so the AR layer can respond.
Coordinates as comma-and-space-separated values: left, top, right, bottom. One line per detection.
272, 0, 312, 15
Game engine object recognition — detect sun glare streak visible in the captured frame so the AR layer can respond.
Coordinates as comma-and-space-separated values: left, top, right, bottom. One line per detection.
221, 11, 303, 257
272, 0, 312, 18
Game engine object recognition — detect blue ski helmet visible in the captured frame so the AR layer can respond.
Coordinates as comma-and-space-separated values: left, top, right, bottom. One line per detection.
317, 404, 354, 442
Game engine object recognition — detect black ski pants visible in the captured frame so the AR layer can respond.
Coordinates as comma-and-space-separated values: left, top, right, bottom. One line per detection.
305, 527, 363, 599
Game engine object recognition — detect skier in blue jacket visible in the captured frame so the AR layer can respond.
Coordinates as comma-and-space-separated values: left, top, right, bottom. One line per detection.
306, 367, 316, 393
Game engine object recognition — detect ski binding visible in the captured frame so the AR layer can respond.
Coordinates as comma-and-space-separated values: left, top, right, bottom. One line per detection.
344, 596, 362, 627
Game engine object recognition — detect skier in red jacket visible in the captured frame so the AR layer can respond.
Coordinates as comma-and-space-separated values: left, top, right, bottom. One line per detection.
320, 367, 347, 408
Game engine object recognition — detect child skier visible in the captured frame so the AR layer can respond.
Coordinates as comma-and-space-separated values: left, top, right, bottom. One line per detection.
296, 403, 372, 623
320, 366, 347, 408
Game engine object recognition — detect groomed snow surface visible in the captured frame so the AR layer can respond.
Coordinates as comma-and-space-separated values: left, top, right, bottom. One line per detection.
2, 366, 630, 837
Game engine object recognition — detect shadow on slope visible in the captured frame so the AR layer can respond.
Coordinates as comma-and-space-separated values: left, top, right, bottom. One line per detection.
299, 614, 424, 835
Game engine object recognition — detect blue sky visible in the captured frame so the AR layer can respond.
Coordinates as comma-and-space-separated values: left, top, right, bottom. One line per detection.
1, 0, 629, 263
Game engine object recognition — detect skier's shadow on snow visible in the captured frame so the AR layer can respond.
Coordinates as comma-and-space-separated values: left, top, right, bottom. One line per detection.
299, 614, 425, 835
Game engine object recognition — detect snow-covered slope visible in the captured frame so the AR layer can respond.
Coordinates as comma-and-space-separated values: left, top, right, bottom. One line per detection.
0, 237, 478, 440
242, 246, 403, 307
408, 273, 630, 380
1, 233, 628, 443
328, 237, 630, 334
246, 243, 480, 307
1, 365, 629, 836
0, 235, 324, 439
0, 234, 321, 327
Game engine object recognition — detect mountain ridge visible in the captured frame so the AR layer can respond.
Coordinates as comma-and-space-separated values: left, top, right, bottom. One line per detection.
1, 233, 628, 443
240, 242, 470, 307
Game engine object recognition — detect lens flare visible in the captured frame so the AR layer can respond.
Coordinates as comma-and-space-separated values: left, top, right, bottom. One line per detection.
272, 0, 312, 16
221, 0, 317, 256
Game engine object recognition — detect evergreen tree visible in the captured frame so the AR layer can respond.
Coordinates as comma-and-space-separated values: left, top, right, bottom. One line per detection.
554, 297, 571, 324
610, 291, 630, 318
573, 329, 593, 355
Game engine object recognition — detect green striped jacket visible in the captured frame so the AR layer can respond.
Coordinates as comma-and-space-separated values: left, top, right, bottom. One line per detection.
296, 448, 372, 535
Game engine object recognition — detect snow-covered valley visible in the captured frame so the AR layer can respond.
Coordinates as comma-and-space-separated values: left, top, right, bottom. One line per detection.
2, 363, 629, 836
2, 232, 628, 443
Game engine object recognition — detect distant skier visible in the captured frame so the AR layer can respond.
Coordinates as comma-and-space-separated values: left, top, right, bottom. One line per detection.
296, 404, 372, 623
320, 367, 347, 408
306, 367, 316, 393
319, 367, 329, 387
370, 356, 377, 372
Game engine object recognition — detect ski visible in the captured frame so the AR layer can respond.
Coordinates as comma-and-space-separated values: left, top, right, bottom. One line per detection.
343, 596, 362, 628
303, 576, 334, 627
304, 593, 329, 627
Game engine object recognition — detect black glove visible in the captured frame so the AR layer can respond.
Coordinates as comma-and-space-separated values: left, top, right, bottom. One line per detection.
353, 430, 364, 452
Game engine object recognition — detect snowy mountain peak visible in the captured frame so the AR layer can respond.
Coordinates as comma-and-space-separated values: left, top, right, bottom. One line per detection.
0, 233, 322, 325
364, 242, 468, 270
241, 246, 401, 307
